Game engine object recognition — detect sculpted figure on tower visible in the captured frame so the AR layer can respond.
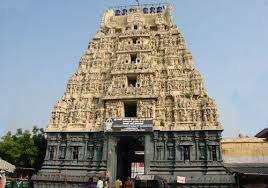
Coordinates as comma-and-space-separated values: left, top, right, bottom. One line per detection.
47, 4, 222, 133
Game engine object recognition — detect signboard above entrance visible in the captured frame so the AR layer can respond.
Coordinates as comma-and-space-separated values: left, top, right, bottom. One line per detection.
104, 118, 153, 132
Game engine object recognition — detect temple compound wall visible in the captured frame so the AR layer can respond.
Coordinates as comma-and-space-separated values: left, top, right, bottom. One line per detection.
222, 137, 268, 163
33, 4, 235, 188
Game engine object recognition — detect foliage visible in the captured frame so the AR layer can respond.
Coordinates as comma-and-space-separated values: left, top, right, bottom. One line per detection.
0, 126, 47, 169
184, 92, 193, 99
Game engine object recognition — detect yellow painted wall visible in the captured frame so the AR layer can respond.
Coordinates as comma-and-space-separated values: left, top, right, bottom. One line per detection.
221, 137, 268, 158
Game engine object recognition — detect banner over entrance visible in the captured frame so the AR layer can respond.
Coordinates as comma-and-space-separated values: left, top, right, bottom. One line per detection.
131, 162, 144, 179
104, 118, 153, 132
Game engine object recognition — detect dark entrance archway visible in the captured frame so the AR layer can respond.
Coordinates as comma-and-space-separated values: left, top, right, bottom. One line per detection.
116, 136, 144, 181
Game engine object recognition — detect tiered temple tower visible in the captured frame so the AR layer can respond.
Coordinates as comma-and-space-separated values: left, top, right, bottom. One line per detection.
33, 4, 235, 188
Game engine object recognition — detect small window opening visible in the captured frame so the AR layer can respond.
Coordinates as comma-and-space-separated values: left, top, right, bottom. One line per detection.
183, 146, 190, 160
128, 75, 137, 87
124, 101, 137, 117
73, 146, 79, 160
131, 54, 137, 63
134, 25, 138, 30
115, 28, 122, 33
150, 26, 157, 31
133, 38, 137, 44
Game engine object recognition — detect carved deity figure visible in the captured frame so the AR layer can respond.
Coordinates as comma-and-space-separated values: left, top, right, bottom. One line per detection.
47, 4, 222, 132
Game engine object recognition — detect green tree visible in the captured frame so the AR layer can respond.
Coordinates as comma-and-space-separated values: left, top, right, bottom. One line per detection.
32, 126, 47, 169
0, 127, 47, 169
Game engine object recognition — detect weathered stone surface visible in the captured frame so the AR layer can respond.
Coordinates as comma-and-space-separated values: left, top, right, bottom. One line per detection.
222, 137, 268, 163
46, 4, 222, 133
33, 4, 235, 188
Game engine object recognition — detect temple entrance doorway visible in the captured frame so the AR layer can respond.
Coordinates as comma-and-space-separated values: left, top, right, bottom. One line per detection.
116, 136, 144, 181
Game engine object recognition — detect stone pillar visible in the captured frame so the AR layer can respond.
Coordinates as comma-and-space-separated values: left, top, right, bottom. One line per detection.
174, 136, 180, 161
56, 141, 60, 160
194, 132, 199, 160
84, 134, 88, 160
217, 132, 222, 161
163, 135, 167, 160
65, 133, 71, 160
179, 146, 183, 160
204, 132, 209, 161
216, 145, 221, 161
102, 134, 108, 162
144, 134, 153, 174
93, 138, 97, 161
44, 143, 50, 161
153, 132, 158, 160
106, 135, 117, 188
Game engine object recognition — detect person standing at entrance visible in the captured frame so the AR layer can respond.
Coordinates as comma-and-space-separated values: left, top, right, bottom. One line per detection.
103, 178, 109, 188
97, 177, 103, 188
114, 176, 122, 188
0, 175, 3, 188
163, 178, 168, 188
124, 177, 132, 188
87, 178, 96, 188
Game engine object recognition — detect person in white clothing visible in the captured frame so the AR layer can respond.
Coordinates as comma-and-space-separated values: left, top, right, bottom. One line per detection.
97, 177, 103, 188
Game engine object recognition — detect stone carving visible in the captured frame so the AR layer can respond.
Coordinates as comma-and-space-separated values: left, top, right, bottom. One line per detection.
127, 10, 145, 27
46, 4, 223, 133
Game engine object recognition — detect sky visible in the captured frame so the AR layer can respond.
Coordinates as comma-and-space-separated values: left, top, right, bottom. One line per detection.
0, 0, 268, 138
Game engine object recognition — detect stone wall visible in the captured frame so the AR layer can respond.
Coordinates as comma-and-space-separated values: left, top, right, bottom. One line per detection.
34, 3, 235, 188
33, 131, 235, 187
45, 4, 222, 133
222, 137, 268, 163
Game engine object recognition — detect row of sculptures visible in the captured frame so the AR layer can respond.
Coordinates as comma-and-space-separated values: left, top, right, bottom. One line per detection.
53, 97, 216, 111
47, 6, 221, 131
65, 75, 205, 97
46, 137, 219, 162
88, 35, 186, 57
116, 34, 185, 51
50, 97, 219, 128
68, 67, 200, 84
47, 140, 219, 162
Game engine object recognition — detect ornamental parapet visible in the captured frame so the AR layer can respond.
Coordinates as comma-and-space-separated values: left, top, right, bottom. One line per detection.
106, 86, 155, 97
111, 63, 154, 74
118, 33, 150, 38
116, 49, 152, 54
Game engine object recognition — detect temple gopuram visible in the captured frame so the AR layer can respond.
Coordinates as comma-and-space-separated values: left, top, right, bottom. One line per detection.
33, 3, 235, 188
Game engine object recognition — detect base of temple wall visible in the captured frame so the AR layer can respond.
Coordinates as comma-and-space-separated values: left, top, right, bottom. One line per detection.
33, 131, 236, 187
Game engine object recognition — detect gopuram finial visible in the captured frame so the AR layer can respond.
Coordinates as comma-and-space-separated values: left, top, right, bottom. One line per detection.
135, 0, 140, 6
